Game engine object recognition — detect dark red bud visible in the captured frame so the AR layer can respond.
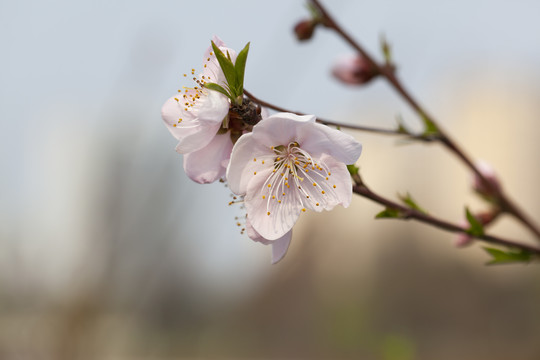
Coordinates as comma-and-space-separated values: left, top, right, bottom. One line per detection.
294, 19, 317, 41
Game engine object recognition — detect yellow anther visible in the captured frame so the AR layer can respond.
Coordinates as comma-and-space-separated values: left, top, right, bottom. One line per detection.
253, 158, 256, 161
262, 160, 265, 164
254, 171, 257, 175
328, 172, 332, 176
268, 184, 271, 188
302, 208, 306, 212
321, 190, 325, 194
183, 74, 187, 77
173, 124, 177, 127
313, 183, 317, 186
278, 200, 282, 203
267, 211, 270, 216
333, 185, 336, 188
272, 196, 275, 199
326, 177, 329, 180
174, 97, 179, 102
316, 203, 319, 206
262, 195, 265, 199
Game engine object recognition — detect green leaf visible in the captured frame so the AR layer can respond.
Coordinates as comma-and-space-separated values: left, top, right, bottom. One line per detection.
347, 164, 359, 176
204, 82, 233, 100
375, 208, 403, 219
211, 41, 238, 97
396, 114, 410, 134
234, 42, 250, 96
483, 247, 532, 265
398, 193, 427, 214
420, 114, 439, 137
465, 207, 484, 236
380, 34, 392, 65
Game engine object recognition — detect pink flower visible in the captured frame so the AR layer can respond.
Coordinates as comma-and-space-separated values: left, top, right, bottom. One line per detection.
161, 37, 237, 183
332, 55, 378, 85
227, 112, 363, 255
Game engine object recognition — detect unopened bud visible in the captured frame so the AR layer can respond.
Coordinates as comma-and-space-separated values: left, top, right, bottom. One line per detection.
332, 55, 379, 85
455, 210, 499, 247
294, 19, 317, 41
472, 161, 502, 200
455, 219, 474, 247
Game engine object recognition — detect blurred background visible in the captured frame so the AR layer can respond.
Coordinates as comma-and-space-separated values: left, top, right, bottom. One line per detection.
2, 0, 540, 359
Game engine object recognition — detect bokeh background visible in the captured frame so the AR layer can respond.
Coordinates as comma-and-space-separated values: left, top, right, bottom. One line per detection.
3, 0, 540, 359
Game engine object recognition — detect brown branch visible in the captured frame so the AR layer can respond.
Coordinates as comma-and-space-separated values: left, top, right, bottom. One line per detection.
243, 90, 436, 141
310, 0, 540, 240
351, 173, 540, 255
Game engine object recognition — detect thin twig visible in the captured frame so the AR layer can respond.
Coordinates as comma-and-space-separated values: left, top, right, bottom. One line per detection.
351, 173, 540, 255
243, 90, 435, 141
310, 0, 540, 240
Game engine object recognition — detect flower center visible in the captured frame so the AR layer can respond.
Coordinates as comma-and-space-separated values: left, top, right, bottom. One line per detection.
256, 142, 337, 214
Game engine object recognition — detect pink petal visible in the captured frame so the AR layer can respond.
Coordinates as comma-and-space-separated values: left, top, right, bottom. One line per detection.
297, 154, 353, 212
194, 90, 230, 125
183, 132, 233, 184
174, 123, 221, 154
162, 90, 229, 154
161, 94, 198, 141
296, 122, 362, 165
244, 167, 302, 240
246, 218, 292, 264
226, 133, 273, 195
251, 113, 316, 147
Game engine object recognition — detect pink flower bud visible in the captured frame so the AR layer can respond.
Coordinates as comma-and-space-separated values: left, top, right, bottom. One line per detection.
455, 211, 499, 247
455, 220, 474, 247
294, 19, 317, 41
472, 161, 502, 199
332, 55, 379, 85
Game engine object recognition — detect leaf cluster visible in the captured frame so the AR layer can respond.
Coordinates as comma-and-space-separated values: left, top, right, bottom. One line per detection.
204, 41, 250, 105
